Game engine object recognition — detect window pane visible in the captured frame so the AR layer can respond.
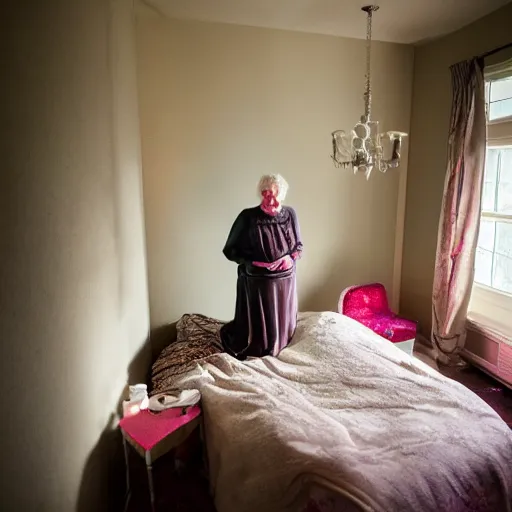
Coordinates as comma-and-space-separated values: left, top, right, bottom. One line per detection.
492, 253, 512, 294
483, 148, 499, 211
482, 182, 496, 211
495, 221, 512, 258
478, 219, 495, 251
490, 77, 512, 103
489, 98, 512, 120
475, 247, 493, 286
485, 81, 491, 119
497, 183, 512, 215
497, 148, 512, 214
485, 148, 499, 181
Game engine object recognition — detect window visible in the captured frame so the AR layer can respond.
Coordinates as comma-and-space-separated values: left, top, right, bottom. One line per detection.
470, 59, 512, 336
476, 147, 512, 293
485, 76, 512, 121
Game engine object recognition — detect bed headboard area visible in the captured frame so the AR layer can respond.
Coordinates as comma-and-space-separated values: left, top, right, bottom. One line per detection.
150, 323, 178, 366
148, 315, 225, 394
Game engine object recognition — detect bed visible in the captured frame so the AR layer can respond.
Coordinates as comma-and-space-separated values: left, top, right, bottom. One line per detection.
151, 312, 512, 512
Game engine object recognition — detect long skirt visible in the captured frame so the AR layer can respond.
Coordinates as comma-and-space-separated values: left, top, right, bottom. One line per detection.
220, 264, 298, 359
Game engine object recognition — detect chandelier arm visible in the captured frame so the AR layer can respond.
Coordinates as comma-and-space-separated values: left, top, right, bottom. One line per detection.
378, 133, 407, 170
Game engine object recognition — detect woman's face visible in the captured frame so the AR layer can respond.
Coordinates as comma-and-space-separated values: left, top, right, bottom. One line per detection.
262, 185, 279, 204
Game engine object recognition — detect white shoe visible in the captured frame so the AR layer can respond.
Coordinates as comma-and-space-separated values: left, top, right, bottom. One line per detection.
148, 389, 201, 412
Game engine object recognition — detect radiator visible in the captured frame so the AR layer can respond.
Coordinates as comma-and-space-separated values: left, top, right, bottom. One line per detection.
462, 321, 512, 390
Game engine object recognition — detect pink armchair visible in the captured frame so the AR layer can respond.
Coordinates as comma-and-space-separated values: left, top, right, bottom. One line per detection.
338, 283, 416, 356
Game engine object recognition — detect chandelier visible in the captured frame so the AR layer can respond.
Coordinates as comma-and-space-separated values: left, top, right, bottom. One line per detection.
331, 5, 407, 180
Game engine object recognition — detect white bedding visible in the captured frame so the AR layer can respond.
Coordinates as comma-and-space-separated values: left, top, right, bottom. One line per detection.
174, 312, 512, 512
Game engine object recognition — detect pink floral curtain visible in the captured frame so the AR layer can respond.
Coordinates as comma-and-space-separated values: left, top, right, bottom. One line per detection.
432, 58, 486, 364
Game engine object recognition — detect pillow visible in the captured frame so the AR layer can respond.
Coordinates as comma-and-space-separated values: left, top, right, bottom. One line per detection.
151, 314, 224, 395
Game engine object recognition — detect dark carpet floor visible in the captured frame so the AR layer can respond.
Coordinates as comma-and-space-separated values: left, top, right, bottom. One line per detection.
440, 364, 512, 428
125, 430, 215, 512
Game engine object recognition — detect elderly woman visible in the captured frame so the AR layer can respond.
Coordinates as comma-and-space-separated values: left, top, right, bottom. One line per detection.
221, 174, 303, 359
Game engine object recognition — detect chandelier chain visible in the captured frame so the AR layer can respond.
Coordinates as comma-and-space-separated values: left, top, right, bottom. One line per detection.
364, 8, 373, 118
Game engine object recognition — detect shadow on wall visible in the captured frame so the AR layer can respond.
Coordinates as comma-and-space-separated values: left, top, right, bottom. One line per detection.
148, 322, 178, 368
76, 336, 157, 512
76, 415, 125, 512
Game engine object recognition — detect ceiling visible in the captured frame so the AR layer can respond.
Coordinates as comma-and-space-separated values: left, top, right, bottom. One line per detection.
145, 0, 510, 44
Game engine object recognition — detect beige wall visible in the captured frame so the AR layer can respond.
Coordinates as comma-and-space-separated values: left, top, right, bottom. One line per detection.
135, 4, 414, 327
400, 3, 512, 335
0, 0, 149, 510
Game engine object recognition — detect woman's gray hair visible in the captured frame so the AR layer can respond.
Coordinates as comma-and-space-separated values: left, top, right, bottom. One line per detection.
257, 174, 289, 201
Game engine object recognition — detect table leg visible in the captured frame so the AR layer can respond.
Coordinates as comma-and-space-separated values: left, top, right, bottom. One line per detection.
145, 451, 156, 512
199, 416, 208, 475
122, 435, 131, 512
199, 413, 213, 497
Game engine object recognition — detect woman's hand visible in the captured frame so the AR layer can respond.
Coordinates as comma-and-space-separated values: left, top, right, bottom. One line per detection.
253, 255, 293, 271
273, 255, 293, 271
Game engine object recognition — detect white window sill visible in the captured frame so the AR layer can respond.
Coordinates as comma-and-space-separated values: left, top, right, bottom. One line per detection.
487, 115, 512, 144
487, 115, 512, 126
468, 283, 512, 344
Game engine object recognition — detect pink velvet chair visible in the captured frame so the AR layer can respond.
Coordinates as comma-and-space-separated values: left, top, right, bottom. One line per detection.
338, 283, 417, 356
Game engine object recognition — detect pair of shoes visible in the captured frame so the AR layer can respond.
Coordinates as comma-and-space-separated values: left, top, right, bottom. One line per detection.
148, 389, 201, 412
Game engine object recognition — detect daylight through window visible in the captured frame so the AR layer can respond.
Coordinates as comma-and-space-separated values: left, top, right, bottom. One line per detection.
474, 64, 512, 296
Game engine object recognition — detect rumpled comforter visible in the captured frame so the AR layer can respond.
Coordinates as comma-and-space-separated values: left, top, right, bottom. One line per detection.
173, 312, 512, 512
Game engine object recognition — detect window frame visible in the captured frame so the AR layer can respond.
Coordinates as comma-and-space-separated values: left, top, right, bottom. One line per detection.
485, 58, 512, 127
468, 59, 512, 337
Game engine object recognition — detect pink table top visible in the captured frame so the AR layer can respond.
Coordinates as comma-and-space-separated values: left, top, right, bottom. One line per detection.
119, 405, 201, 451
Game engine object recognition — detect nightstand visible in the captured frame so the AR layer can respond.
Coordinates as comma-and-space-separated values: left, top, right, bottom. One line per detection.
120, 404, 203, 512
